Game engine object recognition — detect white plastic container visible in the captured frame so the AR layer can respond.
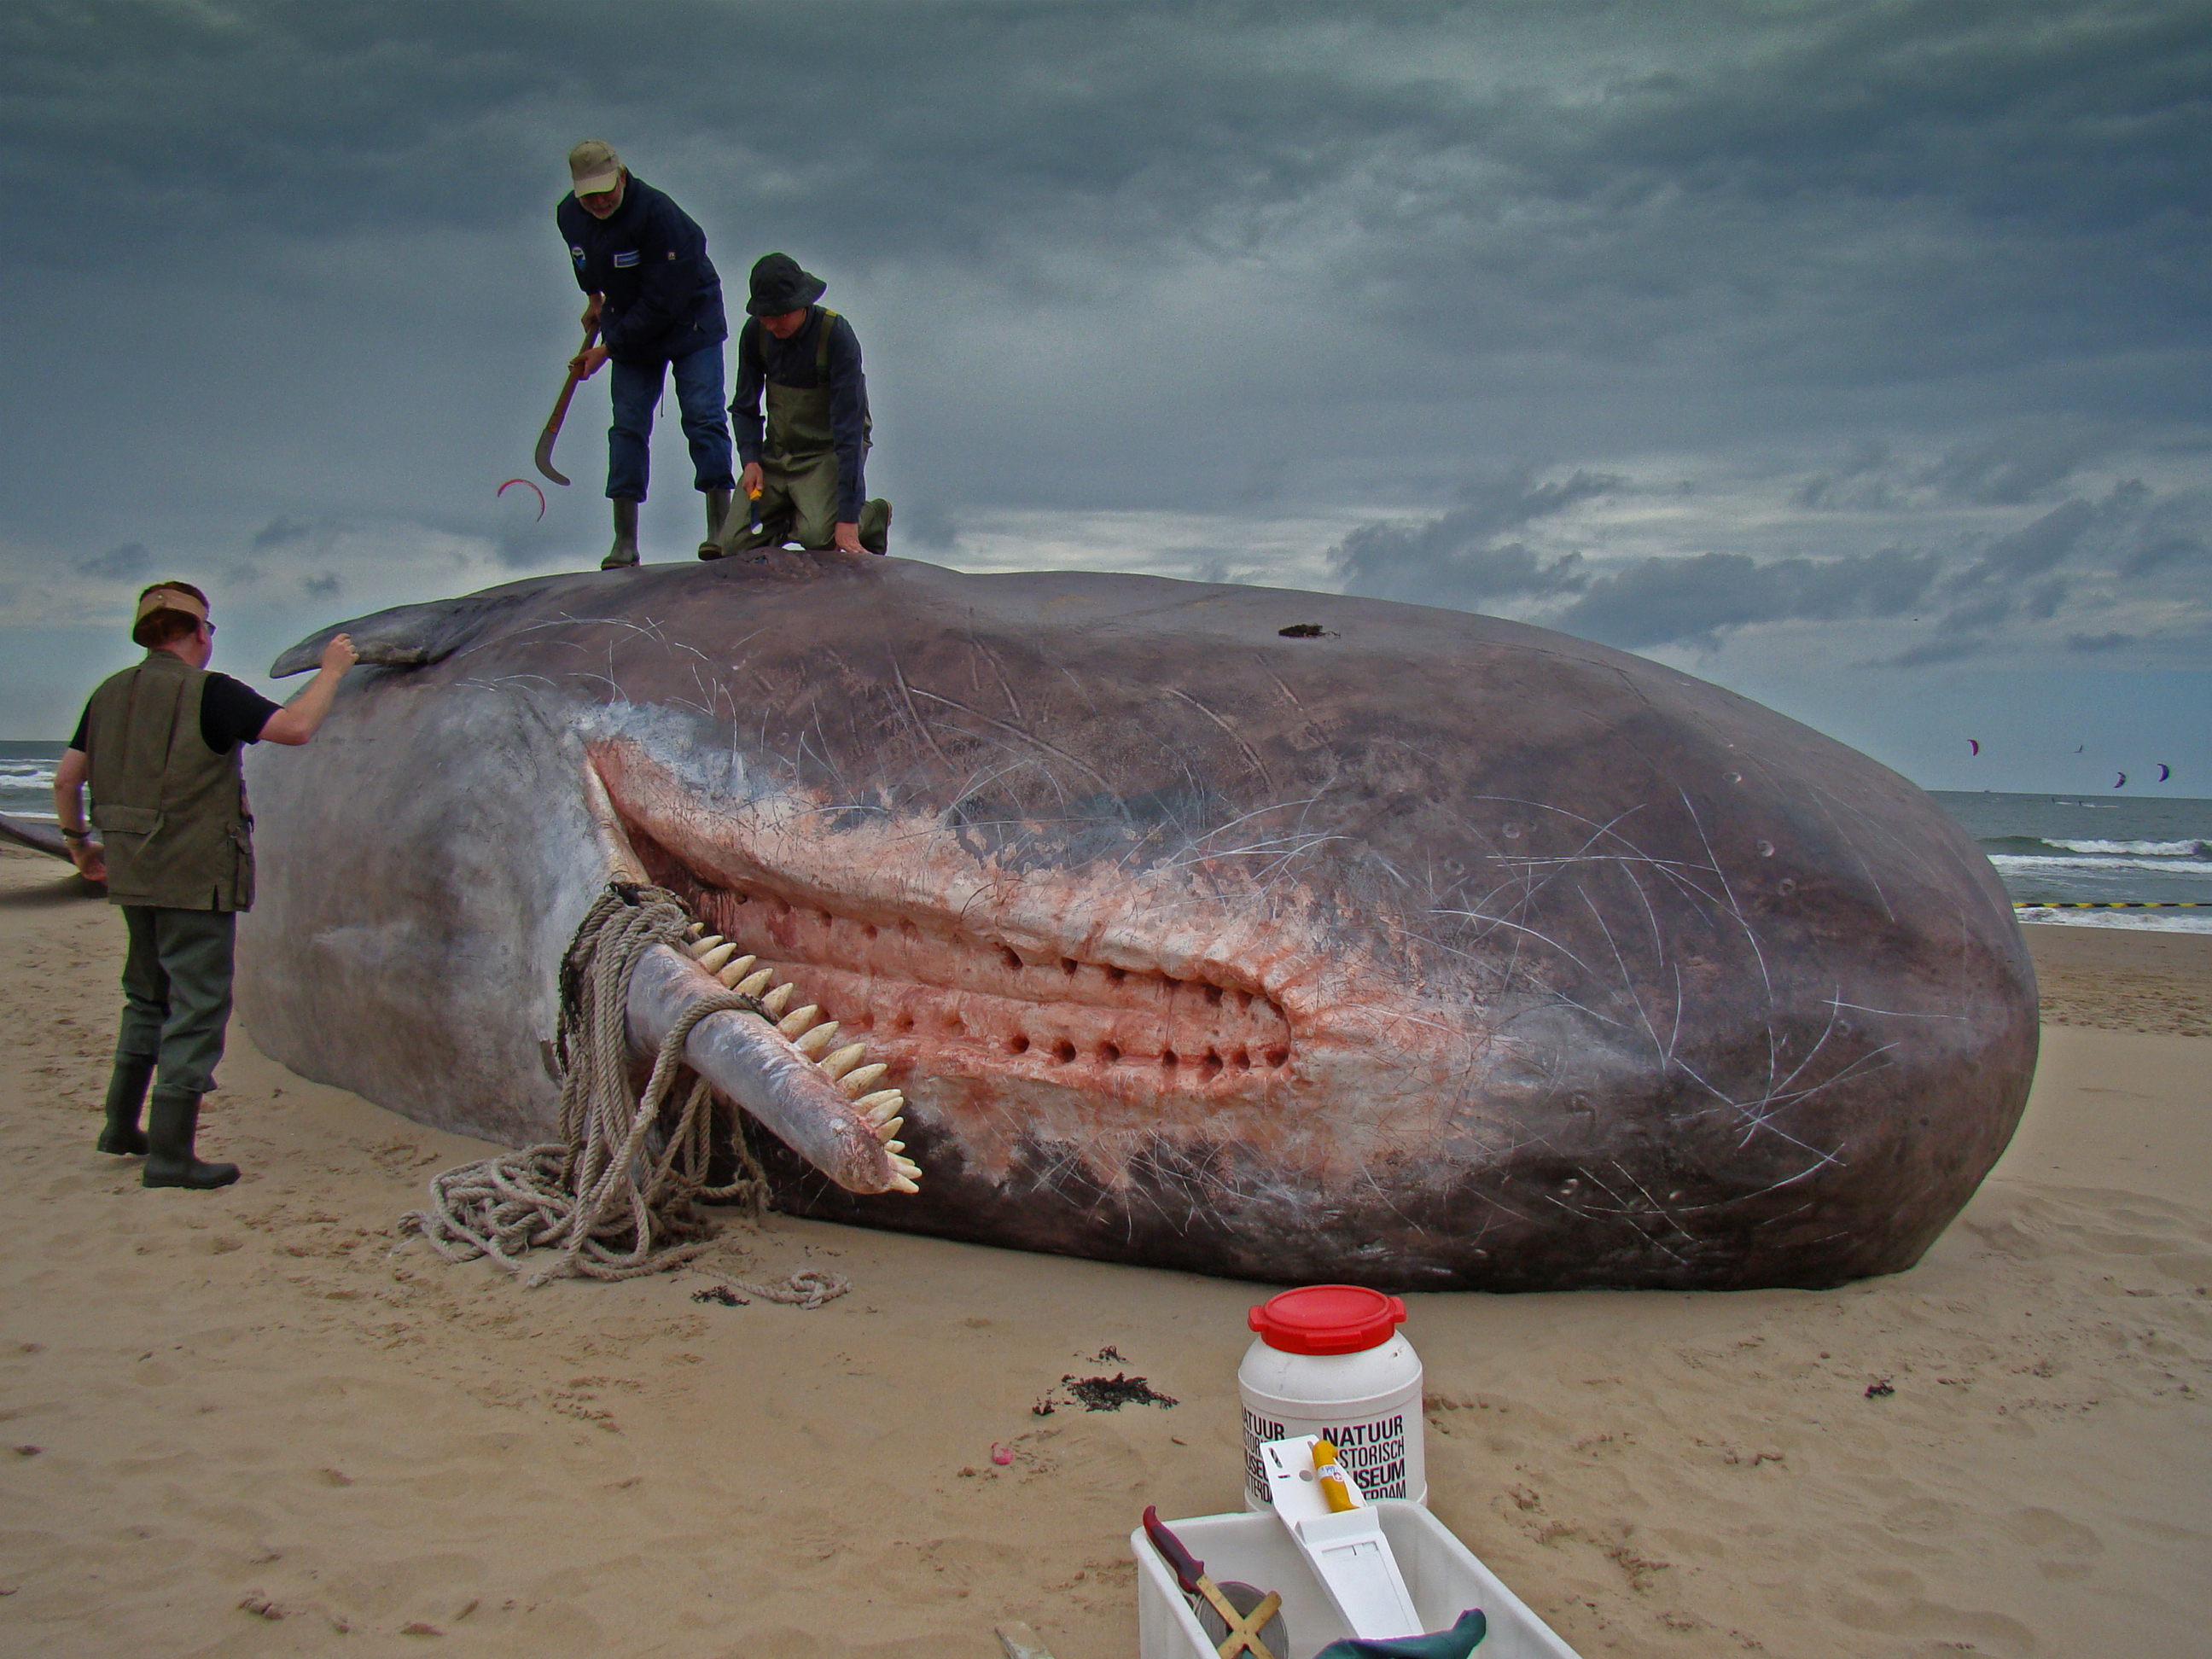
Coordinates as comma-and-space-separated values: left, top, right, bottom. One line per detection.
1239, 1285, 1425, 1510
1132, 1502, 1584, 1659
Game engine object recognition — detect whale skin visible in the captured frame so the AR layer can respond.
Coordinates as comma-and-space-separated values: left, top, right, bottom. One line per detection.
237, 551, 2037, 1291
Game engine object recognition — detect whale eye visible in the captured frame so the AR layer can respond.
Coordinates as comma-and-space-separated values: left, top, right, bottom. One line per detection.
1756, 840, 1775, 858
1502, 823, 1522, 840
1726, 772, 1743, 784
1443, 858, 1465, 876
1778, 878, 1797, 896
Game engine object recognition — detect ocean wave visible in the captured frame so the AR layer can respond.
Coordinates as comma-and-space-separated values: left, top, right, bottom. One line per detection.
1979, 835, 2209, 859
2013, 906, 2212, 935
0, 761, 59, 784
2044, 837, 2207, 858
1987, 853, 2212, 876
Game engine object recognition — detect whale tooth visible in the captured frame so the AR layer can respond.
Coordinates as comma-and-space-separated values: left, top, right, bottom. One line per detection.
761, 983, 795, 1016
891, 1155, 921, 1179
882, 1138, 905, 1154
889, 1174, 920, 1194
871, 1116, 903, 1143
777, 1005, 821, 1038
735, 969, 774, 997
717, 954, 758, 987
688, 933, 724, 957
821, 1044, 868, 1079
838, 1063, 888, 1097
696, 941, 738, 974
794, 1022, 840, 1057
684, 922, 705, 938
857, 1090, 904, 1121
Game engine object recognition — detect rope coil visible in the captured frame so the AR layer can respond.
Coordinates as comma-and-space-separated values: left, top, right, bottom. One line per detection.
400, 882, 844, 1304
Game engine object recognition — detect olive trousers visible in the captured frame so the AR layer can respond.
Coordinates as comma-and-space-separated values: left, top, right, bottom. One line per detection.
115, 906, 237, 1096
725, 449, 891, 553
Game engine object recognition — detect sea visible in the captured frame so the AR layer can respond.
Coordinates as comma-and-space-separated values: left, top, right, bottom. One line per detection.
3, 740, 2205, 933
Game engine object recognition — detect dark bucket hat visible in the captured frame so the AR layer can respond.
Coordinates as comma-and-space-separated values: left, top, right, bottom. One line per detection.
747, 252, 828, 317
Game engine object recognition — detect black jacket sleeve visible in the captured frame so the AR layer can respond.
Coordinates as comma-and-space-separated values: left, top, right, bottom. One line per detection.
826, 316, 869, 522
730, 321, 766, 465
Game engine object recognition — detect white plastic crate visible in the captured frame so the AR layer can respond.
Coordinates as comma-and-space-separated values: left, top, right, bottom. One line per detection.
1131, 1501, 1582, 1659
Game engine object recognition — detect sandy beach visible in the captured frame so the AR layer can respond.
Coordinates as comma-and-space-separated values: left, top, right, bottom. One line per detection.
1, 841, 2205, 1659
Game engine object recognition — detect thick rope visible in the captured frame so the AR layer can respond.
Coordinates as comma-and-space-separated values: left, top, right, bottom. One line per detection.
400, 882, 824, 1291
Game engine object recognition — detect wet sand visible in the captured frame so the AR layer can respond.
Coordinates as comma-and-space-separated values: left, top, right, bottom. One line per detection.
2, 843, 2206, 1657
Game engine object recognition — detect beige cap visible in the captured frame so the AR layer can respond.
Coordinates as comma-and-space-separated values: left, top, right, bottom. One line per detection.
131, 584, 209, 647
568, 139, 623, 197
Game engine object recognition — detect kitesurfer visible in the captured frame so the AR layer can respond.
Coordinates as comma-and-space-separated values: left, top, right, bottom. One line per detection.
709, 253, 892, 557
52, 584, 358, 1189
556, 141, 736, 568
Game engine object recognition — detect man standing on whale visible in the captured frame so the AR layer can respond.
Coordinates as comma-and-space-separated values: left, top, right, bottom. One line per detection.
711, 253, 891, 556
556, 140, 736, 568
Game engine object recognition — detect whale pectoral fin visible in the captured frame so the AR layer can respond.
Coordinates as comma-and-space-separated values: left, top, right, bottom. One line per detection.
269, 576, 587, 676
0, 812, 74, 862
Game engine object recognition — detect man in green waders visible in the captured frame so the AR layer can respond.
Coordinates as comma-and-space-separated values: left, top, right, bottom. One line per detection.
52, 583, 357, 1189
709, 253, 891, 557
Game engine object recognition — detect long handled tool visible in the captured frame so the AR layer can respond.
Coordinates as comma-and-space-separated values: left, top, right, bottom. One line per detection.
1142, 1507, 1289, 1659
533, 326, 600, 486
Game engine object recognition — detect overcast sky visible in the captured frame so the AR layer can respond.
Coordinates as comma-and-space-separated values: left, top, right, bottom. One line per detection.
3, 0, 2205, 794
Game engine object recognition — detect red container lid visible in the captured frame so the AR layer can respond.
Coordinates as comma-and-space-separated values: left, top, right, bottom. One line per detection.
1247, 1285, 1407, 1355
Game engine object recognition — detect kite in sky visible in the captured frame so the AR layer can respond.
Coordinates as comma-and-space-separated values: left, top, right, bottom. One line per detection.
497, 478, 547, 521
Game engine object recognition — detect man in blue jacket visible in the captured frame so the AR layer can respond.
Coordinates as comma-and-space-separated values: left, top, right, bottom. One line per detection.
556, 141, 736, 568
710, 253, 891, 557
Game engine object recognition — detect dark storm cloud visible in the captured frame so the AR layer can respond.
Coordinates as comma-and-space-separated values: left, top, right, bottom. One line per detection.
1938, 595, 2014, 635
1549, 544, 1940, 651
1947, 489, 2128, 591
7, 1, 2206, 377
1919, 426, 2106, 505
73, 542, 151, 581
1330, 469, 1614, 609
252, 516, 327, 552
1885, 638, 1990, 668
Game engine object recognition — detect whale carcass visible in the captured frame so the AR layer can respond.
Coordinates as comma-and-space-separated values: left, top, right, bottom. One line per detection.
237, 553, 2036, 1291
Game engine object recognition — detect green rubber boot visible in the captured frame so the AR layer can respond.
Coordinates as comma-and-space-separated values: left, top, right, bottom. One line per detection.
697, 487, 732, 560
142, 1086, 239, 1190
602, 498, 642, 570
95, 1057, 155, 1155
859, 498, 892, 555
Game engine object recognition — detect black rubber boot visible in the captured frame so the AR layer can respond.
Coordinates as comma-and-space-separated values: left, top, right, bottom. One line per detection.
142, 1086, 239, 1190
697, 487, 732, 560
602, 499, 642, 570
96, 1058, 155, 1155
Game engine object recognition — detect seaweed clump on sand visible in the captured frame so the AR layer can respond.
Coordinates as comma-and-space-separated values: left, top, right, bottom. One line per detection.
1036, 1372, 1179, 1414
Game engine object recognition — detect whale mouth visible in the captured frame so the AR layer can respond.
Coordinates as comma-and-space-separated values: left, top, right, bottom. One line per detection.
585, 741, 1301, 1118
626, 829, 1295, 1109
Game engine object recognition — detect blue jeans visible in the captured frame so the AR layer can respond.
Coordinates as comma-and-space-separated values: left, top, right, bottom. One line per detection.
607, 342, 735, 503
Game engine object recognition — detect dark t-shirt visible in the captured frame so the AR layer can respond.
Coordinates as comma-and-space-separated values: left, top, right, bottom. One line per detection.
70, 671, 282, 758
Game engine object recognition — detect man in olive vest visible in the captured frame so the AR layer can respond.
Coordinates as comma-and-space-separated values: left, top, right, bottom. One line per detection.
53, 583, 357, 1189
709, 253, 892, 557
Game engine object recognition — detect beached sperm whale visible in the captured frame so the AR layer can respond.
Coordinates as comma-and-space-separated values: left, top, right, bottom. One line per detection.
236, 552, 2036, 1291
